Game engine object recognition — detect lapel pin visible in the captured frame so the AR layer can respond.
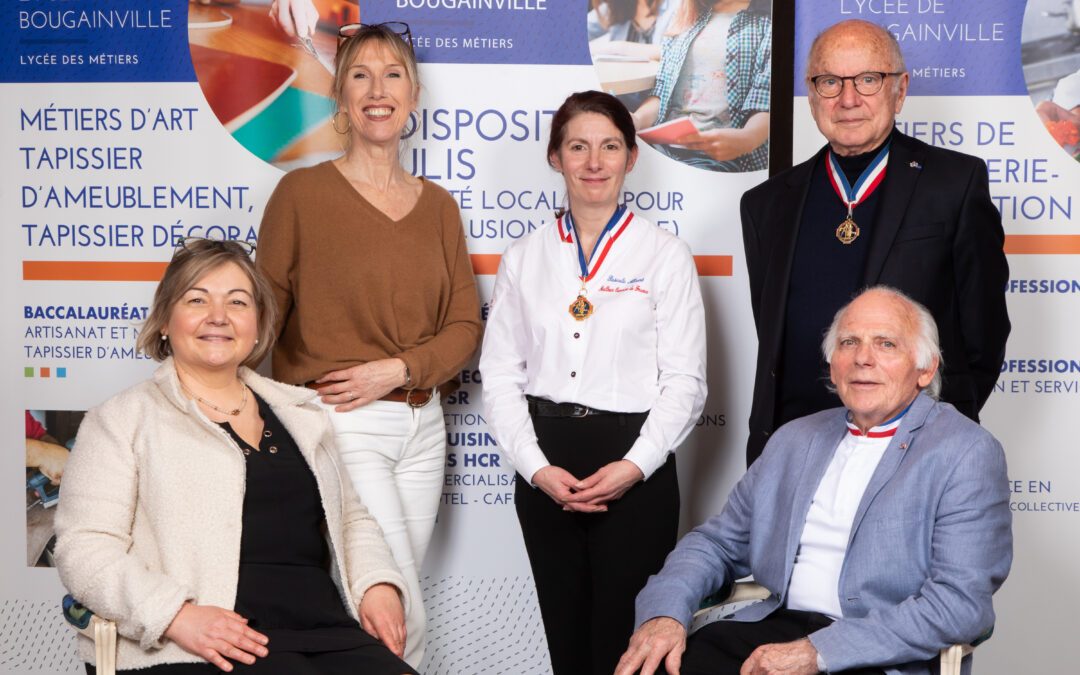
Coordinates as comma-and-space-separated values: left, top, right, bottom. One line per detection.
899, 442, 908, 450
909, 161, 922, 170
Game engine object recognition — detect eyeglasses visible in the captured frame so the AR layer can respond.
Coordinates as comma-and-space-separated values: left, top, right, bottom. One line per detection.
174, 236, 256, 257
337, 22, 413, 48
809, 71, 904, 98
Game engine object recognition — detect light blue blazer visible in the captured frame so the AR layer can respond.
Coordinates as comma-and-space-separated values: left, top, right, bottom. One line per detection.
635, 393, 1012, 674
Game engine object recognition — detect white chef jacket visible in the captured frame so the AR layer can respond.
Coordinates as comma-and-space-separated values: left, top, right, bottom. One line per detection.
479, 211, 707, 483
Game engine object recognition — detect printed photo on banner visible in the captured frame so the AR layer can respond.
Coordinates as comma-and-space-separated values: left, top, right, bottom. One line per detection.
188, 0, 359, 170
24, 409, 86, 568
1021, 0, 1080, 160
589, 0, 772, 173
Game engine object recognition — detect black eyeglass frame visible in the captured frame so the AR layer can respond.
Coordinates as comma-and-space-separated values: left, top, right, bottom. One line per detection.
808, 71, 905, 98
337, 22, 413, 49
174, 236, 256, 257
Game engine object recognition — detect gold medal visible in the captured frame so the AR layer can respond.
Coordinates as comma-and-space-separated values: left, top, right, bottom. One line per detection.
835, 217, 860, 245
826, 146, 888, 247
563, 207, 632, 322
569, 277, 594, 321
569, 294, 594, 321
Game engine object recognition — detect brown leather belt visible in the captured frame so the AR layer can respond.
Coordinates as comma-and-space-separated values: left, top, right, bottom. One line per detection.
384, 386, 437, 407
306, 381, 455, 408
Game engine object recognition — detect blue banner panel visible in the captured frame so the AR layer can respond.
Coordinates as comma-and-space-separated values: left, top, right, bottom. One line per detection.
2, 0, 590, 84
794, 0, 1028, 96
359, 0, 591, 66
2, 1, 195, 83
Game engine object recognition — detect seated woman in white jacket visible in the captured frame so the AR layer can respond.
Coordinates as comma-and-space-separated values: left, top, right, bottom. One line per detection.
54, 238, 416, 675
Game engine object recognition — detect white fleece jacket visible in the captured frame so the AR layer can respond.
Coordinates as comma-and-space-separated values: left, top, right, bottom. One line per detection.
54, 359, 408, 670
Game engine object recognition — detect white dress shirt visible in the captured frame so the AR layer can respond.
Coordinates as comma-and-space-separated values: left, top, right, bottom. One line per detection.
786, 416, 903, 620
480, 212, 707, 483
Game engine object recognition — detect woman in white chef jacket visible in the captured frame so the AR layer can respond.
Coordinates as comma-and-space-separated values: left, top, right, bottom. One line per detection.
479, 90, 707, 675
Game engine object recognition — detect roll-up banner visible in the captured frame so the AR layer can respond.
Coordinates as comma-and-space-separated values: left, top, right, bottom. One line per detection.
792, 2, 1076, 673
1, 2, 772, 672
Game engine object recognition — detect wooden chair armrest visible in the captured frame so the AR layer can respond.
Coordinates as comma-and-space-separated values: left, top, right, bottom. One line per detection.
92, 617, 117, 675
939, 643, 973, 675
722, 582, 772, 605
62, 596, 117, 675
692, 581, 772, 619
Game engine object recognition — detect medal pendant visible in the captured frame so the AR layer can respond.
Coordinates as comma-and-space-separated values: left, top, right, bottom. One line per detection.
835, 217, 860, 245
569, 294, 594, 321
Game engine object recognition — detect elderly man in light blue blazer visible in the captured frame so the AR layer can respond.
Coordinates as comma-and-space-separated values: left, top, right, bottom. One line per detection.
616, 286, 1012, 675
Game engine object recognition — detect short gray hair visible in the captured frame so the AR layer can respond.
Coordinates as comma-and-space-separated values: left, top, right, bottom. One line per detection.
821, 285, 943, 398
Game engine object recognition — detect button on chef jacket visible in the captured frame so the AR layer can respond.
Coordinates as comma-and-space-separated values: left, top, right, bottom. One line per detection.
480, 212, 708, 484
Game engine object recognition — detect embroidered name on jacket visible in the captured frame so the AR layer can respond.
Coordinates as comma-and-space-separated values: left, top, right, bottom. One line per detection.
599, 274, 649, 294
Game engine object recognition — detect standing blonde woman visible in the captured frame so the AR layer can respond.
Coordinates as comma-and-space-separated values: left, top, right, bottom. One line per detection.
257, 22, 482, 668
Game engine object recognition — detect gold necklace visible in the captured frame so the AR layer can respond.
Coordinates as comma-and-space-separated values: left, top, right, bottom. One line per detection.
181, 382, 249, 416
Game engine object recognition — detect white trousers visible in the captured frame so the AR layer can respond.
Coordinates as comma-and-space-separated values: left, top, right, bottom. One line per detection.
320, 397, 446, 668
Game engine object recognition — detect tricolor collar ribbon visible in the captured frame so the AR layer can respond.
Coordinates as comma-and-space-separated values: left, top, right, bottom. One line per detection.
557, 206, 634, 282
826, 143, 890, 217
846, 419, 901, 438
846, 399, 912, 438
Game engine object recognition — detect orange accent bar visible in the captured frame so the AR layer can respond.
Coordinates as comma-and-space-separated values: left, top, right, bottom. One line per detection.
1004, 235, 1080, 255
24, 254, 736, 281
694, 255, 734, 276
470, 254, 502, 276
470, 254, 733, 276
23, 261, 168, 281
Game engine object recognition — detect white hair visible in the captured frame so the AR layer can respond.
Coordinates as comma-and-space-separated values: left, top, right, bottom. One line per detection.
821, 285, 943, 398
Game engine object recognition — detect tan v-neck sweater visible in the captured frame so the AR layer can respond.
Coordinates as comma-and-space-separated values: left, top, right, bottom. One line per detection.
256, 161, 482, 388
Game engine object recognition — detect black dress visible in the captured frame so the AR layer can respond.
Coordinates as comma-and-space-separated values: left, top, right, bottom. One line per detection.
89, 395, 416, 675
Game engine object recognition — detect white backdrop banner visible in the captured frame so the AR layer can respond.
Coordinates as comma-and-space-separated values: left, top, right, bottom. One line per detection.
1, 1, 770, 673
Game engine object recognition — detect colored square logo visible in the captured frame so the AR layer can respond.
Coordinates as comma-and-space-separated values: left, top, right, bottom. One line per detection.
23, 367, 33, 378
40, 368, 50, 378
57, 368, 67, 378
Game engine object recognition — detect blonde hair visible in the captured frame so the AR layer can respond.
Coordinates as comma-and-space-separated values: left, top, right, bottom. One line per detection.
137, 240, 277, 368
331, 25, 420, 146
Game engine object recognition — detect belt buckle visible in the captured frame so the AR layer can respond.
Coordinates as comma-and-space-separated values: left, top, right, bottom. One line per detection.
406, 387, 435, 409
570, 404, 590, 418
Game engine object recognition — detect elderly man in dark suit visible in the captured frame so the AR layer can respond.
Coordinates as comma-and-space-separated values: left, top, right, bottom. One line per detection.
740, 19, 1010, 465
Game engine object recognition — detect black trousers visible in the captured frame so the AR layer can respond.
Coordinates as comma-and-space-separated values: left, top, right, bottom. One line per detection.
682, 608, 885, 675
516, 411, 680, 675
85, 639, 416, 675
